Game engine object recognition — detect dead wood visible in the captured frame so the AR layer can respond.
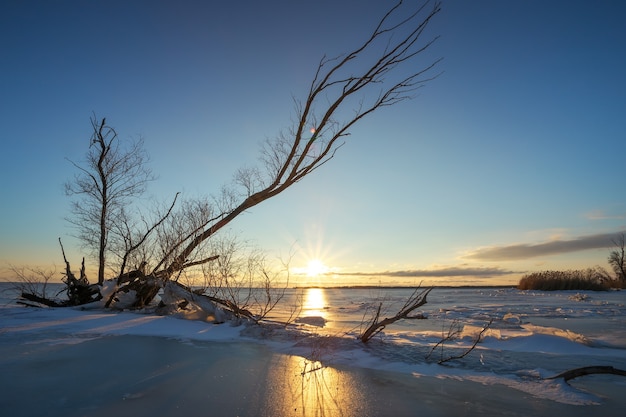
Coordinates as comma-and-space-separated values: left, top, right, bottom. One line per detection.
20, 292, 66, 307
435, 319, 493, 364
58, 238, 101, 305
160, 280, 233, 322
546, 366, 626, 382
157, 1, 442, 278
179, 255, 220, 270
359, 287, 431, 343
162, 280, 278, 323
104, 262, 150, 308
105, 273, 161, 309
116, 266, 146, 285
105, 255, 220, 309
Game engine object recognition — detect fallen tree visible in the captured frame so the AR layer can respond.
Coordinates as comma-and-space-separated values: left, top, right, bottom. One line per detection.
158, 280, 233, 323
142, 0, 443, 296
20, 1, 444, 319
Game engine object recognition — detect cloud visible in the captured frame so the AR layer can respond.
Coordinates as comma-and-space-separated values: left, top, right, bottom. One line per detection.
336, 266, 516, 279
465, 231, 625, 261
585, 210, 626, 220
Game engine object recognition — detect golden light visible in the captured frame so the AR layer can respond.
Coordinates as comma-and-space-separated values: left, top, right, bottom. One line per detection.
262, 354, 365, 416
303, 287, 327, 318
305, 259, 328, 277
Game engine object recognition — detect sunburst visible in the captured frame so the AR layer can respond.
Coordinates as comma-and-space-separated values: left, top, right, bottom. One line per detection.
305, 259, 329, 277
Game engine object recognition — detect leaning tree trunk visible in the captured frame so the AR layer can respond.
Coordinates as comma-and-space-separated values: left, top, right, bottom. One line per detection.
156, 0, 442, 279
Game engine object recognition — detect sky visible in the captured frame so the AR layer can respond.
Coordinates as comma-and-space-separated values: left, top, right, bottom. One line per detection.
1, 0, 625, 287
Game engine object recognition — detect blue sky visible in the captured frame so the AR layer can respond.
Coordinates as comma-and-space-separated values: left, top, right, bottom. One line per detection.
1, 1, 625, 286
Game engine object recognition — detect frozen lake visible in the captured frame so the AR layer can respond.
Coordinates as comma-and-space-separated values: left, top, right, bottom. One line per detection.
1, 284, 625, 415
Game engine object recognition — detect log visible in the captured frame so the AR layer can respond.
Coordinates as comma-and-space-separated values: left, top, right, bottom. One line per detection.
20, 292, 66, 307
108, 274, 161, 309
546, 366, 626, 382
161, 281, 232, 323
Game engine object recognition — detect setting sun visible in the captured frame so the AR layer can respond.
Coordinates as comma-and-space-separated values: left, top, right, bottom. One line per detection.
305, 259, 329, 277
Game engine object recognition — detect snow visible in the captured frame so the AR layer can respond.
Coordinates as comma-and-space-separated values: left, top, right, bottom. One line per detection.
295, 315, 327, 327
1, 286, 625, 415
0, 306, 245, 342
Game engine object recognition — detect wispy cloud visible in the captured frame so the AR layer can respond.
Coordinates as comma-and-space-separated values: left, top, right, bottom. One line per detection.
585, 210, 626, 220
336, 266, 517, 278
465, 231, 625, 261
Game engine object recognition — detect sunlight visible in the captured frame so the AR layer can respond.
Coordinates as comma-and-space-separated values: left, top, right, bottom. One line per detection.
305, 259, 329, 277
263, 355, 364, 416
303, 287, 327, 317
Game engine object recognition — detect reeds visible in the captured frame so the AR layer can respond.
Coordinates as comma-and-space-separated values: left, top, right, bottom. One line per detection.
517, 268, 616, 291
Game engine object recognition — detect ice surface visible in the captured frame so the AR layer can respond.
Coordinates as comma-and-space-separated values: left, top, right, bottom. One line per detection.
1, 285, 625, 415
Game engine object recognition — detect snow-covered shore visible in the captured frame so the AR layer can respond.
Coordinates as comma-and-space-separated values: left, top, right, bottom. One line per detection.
1, 286, 625, 416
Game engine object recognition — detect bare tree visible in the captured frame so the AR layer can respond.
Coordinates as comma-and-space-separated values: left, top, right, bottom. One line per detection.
155, 0, 442, 281
65, 115, 154, 285
151, 195, 225, 278
608, 232, 626, 286
153, 247, 291, 324
252, 261, 292, 323
103, 193, 181, 308
198, 233, 262, 318
185, 234, 291, 323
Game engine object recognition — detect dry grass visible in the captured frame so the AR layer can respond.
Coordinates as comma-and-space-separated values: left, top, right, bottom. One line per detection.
517, 268, 620, 291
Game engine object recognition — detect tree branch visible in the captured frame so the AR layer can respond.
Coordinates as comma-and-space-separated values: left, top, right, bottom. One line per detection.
360, 287, 432, 343
160, 1, 442, 278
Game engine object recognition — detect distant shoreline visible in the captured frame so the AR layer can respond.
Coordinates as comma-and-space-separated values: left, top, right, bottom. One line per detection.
293, 285, 517, 290
1, 281, 516, 290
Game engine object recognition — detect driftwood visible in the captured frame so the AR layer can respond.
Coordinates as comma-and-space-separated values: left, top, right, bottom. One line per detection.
58, 238, 101, 305
105, 256, 220, 309
105, 273, 161, 309
160, 281, 232, 323
19, 240, 100, 307
116, 263, 147, 285
19, 292, 66, 307
546, 366, 626, 383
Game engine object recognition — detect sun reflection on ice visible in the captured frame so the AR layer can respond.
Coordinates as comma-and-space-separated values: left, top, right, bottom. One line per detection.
303, 288, 327, 318
263, 355, 366, 417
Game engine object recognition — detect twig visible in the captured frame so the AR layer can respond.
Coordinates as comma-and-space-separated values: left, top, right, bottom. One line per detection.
438, 319, 493, 364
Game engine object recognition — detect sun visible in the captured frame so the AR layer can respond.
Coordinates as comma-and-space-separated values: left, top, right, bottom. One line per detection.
305, 259, 329, 277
